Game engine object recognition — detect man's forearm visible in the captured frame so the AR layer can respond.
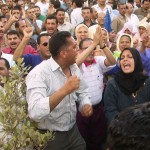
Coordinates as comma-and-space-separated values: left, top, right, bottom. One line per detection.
13, 37, 30, 61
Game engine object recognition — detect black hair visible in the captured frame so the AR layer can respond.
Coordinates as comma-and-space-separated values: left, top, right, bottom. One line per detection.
72, 0, 83, 7
45, 15, 58, 24
37, 33, 49, 45
6, 30, 20, 38
12, 5, 22, 11
55, 8, 65, 15
50, 0, 61, 9
79, 38, 93, 49
108, 102, 150, 150
49, 31, 71, 57
0, 58, 10, 70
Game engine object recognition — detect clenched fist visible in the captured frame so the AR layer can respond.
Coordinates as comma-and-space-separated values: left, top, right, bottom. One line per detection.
64, 75, 80, 94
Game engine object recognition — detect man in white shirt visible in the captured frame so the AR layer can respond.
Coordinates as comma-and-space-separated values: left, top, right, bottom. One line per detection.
26, 31, 93, 150
71, 0, 84, 27
35, 0, 49, 16
92, 0, 115, 21
55, 8, 74, 35
126, 2, 139, 33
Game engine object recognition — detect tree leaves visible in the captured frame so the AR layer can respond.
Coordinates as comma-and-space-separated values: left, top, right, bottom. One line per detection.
0, 59, 54, 150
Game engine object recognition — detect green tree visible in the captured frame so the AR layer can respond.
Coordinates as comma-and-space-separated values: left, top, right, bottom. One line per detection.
0, 59, 54, 150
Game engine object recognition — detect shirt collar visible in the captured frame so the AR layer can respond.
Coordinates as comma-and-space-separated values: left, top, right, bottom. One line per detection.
49, 57, 60, 71
49, 57, 78, 73
84, 59, 96, 67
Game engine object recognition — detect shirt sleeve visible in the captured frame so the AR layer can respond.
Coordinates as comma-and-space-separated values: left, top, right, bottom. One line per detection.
75, 70, 92, 111
26, 71, 50, 122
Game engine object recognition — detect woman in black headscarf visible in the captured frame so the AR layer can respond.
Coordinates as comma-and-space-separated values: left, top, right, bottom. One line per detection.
103, 47, 150, 125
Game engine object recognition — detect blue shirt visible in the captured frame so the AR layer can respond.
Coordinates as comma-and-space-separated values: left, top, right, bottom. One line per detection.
23, 54, 43, 70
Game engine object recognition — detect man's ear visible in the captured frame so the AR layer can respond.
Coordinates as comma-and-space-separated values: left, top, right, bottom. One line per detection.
59, 50, 68, 59
37, 44, 40, 53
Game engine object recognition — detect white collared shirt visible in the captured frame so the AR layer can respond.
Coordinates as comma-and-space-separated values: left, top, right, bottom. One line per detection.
70, 8, 84, 27
80, 56, 115, 105
57, 22, 74, 35
26, 57, 91, 131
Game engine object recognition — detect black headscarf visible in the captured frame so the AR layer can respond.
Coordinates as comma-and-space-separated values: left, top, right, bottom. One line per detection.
114, 48, 148, 95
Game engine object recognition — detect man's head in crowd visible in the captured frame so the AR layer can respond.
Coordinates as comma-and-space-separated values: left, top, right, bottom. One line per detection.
49, 31, 78, 66
135, 0, 141, 7
79, 38, 95, 63
0, 21, 4, 39
11, 5, 22, 19
33, 5, 41, 18
17, 0, 25, 8
0, 58, 10, 82
0, 16, 7, 27
26, 7, 36, 20
37, 33, 51, 59
142, 0, 150, 11
15, 20, 27, 35
72, 0, 83, 8
6, 30, 21, 51
55, 8, 65, 25
108, 102, 150, 150
45, 15, 58, 36
126, 3, 134, 15
1, 4, 9, 16
6, 0, 13, 9
82, 7, 91, 22
118, 3, 127, 16
97, 12, 105, 27
90, 7, 98, 21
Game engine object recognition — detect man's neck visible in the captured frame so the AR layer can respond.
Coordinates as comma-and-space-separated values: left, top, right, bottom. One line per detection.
126, 13, 131, 18
98, 4, 106, 9
84, 20, 91, 26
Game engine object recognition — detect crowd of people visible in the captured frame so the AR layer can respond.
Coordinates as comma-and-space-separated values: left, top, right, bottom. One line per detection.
0, 0, 150, 149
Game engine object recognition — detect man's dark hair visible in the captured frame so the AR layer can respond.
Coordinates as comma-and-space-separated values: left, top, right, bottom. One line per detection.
55, 8, 65, 15
82, 7, 91, 11
12, 5, 22, 11
79, 38, 93, 49
50, 0, 61, 9
72, 0, 83, 7
142, 0, 149, 3
45, 15, 58, 24
6, 30, 20, 38
37, 33, 49, 45
49, 31, 71, 57
1, 4, 8, 9
31, 5, 40, 9
108, 102, 150, 150
0, 58, 10, 70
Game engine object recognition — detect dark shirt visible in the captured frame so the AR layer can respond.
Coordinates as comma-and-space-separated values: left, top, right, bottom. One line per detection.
81, 20, 97, 27
103, 77, 150, 125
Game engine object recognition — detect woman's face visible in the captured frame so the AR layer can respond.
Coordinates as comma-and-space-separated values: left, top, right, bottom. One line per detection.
119, 36, 131, 51
76, 27, 88, 42
120, 50, 135, 74
139, 26, 146, 35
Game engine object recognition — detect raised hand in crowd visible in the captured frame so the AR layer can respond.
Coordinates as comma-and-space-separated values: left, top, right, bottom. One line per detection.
13, 27, 33, 61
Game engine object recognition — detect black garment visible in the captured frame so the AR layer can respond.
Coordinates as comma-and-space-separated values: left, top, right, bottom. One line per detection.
114, 48, 148, 95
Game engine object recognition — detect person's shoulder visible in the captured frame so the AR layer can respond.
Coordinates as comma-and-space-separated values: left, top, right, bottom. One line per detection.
107, 78, 118, 88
